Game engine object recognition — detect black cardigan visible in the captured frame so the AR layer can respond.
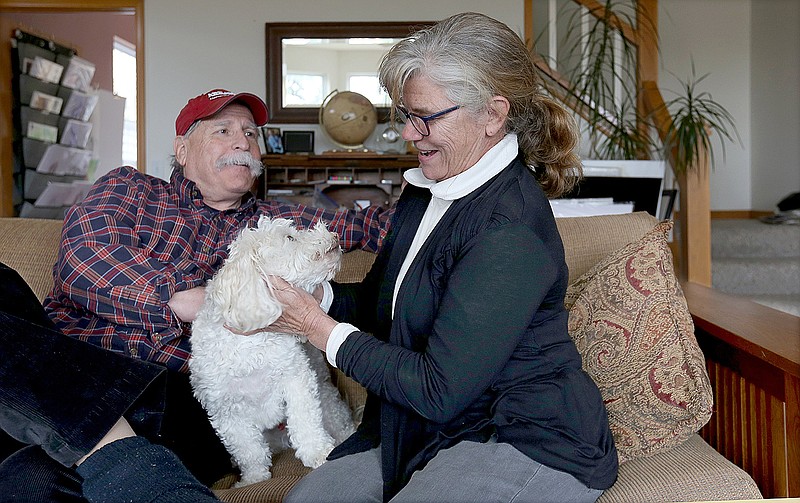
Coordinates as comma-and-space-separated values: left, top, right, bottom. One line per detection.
329, 156, 618, 500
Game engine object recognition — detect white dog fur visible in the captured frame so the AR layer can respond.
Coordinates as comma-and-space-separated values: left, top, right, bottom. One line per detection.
189, 216, 355, 487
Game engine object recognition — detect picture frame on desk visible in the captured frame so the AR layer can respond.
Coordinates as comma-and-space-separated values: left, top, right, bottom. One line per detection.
262, 127, 284, 154
282, 130, 314, 154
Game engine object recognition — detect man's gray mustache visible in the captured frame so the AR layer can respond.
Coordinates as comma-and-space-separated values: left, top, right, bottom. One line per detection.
216, 152, 264, 176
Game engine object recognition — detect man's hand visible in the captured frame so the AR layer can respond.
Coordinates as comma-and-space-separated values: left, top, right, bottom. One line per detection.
167, 286, 206, 323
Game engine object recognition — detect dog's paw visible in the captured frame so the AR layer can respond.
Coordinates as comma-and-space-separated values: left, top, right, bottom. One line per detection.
235, 468, 272, 488
298, 450, 330, 469
295, 441, 335, 469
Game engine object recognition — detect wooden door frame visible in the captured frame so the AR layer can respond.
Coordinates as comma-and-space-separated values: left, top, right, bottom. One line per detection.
0, 0, 145, 217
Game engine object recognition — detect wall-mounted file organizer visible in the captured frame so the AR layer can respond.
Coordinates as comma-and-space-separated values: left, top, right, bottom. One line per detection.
10, 30, 97, 219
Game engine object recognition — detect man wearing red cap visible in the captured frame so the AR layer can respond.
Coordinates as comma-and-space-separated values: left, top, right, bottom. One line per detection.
45, 88, 391, 375
0, 89, 396, 497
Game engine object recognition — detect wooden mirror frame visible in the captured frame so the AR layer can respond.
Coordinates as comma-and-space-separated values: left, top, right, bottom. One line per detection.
265, 21, 431, 124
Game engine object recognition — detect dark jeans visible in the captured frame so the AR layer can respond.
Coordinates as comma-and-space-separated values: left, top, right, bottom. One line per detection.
0, 262, 233, 501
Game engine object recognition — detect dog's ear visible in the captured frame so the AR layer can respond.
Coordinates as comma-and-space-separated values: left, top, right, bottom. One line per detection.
207, 246, 283, 333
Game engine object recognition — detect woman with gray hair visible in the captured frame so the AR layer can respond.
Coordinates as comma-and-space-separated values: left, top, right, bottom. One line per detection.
274, 12, 618, 503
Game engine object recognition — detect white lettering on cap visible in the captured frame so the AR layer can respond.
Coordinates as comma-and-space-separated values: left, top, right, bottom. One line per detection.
207, 91, 235, 100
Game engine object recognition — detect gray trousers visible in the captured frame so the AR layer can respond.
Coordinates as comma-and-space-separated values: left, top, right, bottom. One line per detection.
285, 440, 604, 503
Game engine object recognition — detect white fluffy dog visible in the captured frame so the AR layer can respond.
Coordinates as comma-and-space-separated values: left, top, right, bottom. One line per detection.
189, 216, 355, 487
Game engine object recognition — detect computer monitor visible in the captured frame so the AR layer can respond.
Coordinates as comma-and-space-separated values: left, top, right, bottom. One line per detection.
557, 160, 666, 217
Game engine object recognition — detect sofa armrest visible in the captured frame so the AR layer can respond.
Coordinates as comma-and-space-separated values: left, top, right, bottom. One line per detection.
0, 217, 63, 301
682, 281, 800, 498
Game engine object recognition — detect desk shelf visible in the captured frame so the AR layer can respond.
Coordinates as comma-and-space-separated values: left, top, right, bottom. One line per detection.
259, 153, 418, 209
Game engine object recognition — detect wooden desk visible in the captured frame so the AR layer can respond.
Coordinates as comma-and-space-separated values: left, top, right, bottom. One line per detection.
259, 153, 418, 209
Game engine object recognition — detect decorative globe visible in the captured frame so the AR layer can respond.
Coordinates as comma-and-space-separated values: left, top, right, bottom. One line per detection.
319, 90, 378, 150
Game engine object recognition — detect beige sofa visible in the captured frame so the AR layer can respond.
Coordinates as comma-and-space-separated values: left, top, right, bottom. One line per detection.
0, 213, 763, 503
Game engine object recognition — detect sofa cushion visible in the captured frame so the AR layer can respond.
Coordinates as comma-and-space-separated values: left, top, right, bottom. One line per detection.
556, 212, 660, 284
598, 434, 762, 503
213, 450, 310, 503
334, 250, 377, 284
564, 221, 713, 462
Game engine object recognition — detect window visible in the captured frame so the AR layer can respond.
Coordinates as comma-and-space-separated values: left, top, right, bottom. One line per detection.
113, 36, 136, 168
347, 74, 388, 105
284, 73, 325, 107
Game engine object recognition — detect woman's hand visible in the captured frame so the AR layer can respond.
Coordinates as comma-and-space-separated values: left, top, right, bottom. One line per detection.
268, 276, 338, 351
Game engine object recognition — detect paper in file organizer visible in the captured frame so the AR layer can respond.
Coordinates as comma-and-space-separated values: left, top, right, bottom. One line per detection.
62, 89, 99, 122
60, 55, 96, 92
59, 119, 93, 149
34, 179, 93, 208
26, 121, 58, 143
36, 144, 92, 177
28, 56, 64, 84
29, 90, 63, 114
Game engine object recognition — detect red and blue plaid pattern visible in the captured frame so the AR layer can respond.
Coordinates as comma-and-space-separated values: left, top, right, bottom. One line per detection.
43, 166, 392, 372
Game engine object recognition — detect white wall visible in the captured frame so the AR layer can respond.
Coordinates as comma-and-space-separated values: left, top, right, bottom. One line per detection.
658, 0, 752, 211
657, 0, 799, 212
143, 0, 800, 212
750, 0, 800, 211
90, 90, 125, 181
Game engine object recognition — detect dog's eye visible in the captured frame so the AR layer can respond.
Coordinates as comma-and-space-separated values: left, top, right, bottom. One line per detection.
286, 235, 296, 241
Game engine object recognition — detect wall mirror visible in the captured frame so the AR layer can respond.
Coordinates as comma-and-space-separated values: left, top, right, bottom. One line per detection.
265, 21, 431, 124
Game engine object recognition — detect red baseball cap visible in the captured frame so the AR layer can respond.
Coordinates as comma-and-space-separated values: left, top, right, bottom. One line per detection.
175, 89, 269, 135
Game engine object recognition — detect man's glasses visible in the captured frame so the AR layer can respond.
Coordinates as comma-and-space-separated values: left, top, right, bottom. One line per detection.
395, 104, 461, 137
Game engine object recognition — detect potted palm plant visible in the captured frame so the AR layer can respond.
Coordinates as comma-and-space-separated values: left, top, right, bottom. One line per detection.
531, 0, 739, 175
660, 63, 739, 174
529, 0, 739, 283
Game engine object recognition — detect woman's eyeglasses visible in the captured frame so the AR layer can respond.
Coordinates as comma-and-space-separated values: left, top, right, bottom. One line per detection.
395, 104, 461, 137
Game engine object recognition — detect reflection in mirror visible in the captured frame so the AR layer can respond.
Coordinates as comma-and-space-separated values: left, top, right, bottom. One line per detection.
266, 22, 432, 123
283, 37, 401, 108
